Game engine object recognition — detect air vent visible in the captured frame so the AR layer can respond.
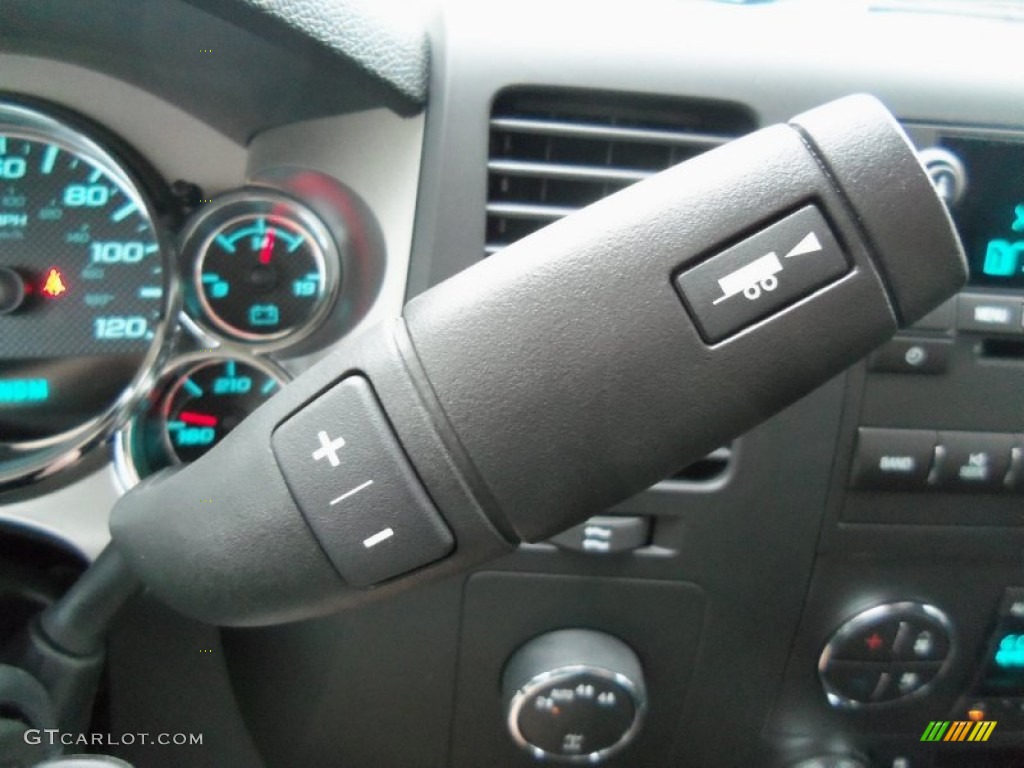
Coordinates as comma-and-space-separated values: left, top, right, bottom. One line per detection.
486, 88, 756, 256
486, 88, 754, 485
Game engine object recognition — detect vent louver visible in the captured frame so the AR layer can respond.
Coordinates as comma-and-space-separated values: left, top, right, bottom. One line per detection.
486, 88, 756, 486
486, 88, 756, 256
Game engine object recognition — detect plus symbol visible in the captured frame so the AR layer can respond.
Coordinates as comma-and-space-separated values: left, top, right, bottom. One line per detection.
865, 633, 884, 651
312, 430, 346, 467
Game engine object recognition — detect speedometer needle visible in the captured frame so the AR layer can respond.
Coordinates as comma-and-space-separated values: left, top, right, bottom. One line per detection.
258, 228, 277, 265
179, 411, 219, 427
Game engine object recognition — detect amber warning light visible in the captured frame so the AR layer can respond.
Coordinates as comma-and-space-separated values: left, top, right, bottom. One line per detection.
41, 267, 67, 298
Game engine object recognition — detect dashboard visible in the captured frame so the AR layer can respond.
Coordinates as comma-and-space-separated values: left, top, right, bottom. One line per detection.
1, 1, 1024, 767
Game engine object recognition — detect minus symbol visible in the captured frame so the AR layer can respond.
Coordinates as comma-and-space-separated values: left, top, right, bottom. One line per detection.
363, 527, 394, 549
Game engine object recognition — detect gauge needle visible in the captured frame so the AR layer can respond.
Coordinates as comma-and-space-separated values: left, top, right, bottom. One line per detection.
258, 228, 277, 265
178, 411, 219, 427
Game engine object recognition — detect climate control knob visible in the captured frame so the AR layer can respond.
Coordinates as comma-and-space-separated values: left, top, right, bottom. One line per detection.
819, 601, 953, 707
502, 629, 646, 763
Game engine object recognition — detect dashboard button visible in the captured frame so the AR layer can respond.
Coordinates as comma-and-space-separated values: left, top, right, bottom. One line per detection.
894, 620, 951, 662
675, 205, 849, 344
549, 515, 650, 554
875, 663, 942, 701
272, 376, 454, 587
999, 588, 1024, 620
933, 431, 1015, 492
920, 147, 968, 206
1006, 440, 1024, 493
830, 618, 900, 662
868, 337, 950, 375
957, 293, 1024, 335
851, 428, 936, 490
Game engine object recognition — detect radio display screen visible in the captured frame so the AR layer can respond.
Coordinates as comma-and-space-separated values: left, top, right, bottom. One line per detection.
976, 626, 1024, 696
941, 136, 1024, 288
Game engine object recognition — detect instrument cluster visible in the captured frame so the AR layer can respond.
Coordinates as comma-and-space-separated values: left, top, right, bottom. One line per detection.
0, 96, 364, 490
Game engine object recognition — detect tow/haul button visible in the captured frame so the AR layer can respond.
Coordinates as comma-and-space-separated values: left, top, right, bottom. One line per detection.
675, 205, 849, 344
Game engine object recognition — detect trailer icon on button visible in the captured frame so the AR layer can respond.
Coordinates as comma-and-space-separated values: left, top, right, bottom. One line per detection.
676, 206, 849, 343
712, 252, 782, 305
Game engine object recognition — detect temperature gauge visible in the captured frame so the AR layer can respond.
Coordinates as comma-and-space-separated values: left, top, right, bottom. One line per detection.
162, 357, 282, 463
114, 353, 289, 485
184, 191, 340, 348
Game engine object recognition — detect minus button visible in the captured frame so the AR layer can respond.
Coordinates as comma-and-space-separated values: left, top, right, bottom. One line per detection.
363, 528, 394, 549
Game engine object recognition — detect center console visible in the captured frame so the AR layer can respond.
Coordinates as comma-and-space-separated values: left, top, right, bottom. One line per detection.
767, 127, 1024, 767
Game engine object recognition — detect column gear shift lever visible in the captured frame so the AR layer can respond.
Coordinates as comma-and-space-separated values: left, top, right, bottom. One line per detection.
103, 94, 964, 627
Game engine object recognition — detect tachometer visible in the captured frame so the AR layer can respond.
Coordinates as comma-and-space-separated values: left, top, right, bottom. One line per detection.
0, 101, 173, 486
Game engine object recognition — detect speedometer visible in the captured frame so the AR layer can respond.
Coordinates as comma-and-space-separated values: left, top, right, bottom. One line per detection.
0, 101, 173, 487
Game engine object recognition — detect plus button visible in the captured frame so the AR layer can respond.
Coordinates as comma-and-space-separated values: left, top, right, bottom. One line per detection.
312, 430, 346, 467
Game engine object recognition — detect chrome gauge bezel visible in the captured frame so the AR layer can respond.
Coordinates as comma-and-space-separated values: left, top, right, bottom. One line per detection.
0, 101, 178, 491
112, 350, 290, 489
180, 190, 341, 353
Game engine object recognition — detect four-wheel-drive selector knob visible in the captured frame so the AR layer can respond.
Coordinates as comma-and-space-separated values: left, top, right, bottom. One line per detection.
502, 629, 646, 763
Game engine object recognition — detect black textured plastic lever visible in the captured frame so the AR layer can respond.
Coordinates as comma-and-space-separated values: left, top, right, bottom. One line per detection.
110, 95, 965, 626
